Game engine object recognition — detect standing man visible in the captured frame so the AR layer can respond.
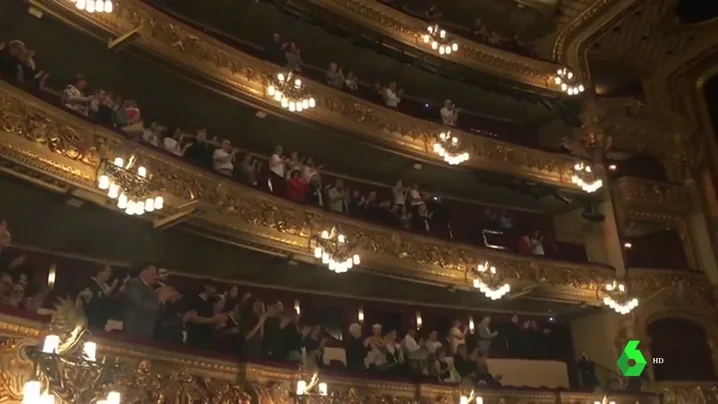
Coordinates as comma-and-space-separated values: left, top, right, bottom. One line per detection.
123, 263, 173, 340
477, 316, 498, 356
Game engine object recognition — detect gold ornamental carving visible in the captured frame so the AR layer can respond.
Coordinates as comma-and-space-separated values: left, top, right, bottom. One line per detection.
612, 177, 690, 220
0, 79, 616, 302
32, 0, 581, 190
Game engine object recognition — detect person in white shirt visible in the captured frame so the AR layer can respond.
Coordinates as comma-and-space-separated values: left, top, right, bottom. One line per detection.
402, 327, 428, 374
162, 129, 184, 156
382, 81, 403, 108
62, 74, 91, 116
449, 320, 467, 354
392, 180, 406, 209
212, 139, 235, 177
424, 330, 443, 354
268, 145, 286, 193
408, 184, 423, 214
530, 231, 545, 256
477, 316, 498, 356
440, 99, 459, 126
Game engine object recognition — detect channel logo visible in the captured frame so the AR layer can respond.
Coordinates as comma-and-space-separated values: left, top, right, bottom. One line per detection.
617, 340, 648, 376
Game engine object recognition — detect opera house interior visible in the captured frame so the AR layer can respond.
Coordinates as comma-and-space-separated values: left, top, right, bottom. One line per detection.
2, 0, 718, 402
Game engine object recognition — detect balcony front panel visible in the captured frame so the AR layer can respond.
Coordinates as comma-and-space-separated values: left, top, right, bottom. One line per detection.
305, 0, 564, 92
0, 79, 611, 303
0, 309, 659, 404
33, 0, 580, 190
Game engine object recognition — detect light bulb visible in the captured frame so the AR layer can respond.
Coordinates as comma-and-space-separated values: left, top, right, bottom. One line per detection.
267, 86, 276, 96
338, 234, 345, 243
83, 341, 97, 361
274, 92, 282, 101
439, 30, 446, 38
95, 0, 105, 12
277, 73, 285, 82
98, 175, 110, 190
22, 381, 41, 404
154, 196, 164, 210
289, 102, 296, 112
281, 98, 288, 108
42, 335, 59, 354
113, 157, 124, 167
314, 247, 322, 258
126, 201, 136, 215
145, 198, 155, 212
86, 0, 95, 12
107, 391, 121, 404
431, 41, 438, 50
302, 99, 309, 109
296, 380, 307, 396
352, 254, 360, 265
117, 194, 128, 209
452, 43, 458, 51
137, 166, 147, 177
104, 0, 113, 12
318, 382, 327, 396
294, 78, 301, 87
308, 98, 316, 108
76, 0, 86, 9
296, 103, 303, 112
423, 35, 430, 43
321, 230, 329, 239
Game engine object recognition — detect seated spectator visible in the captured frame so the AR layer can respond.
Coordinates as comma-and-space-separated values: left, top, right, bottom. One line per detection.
453, 344, 474, 380
283, 150, 302, 180
141, 121, 163, 147
360, 191, 378, 218
88, 89, 108, 121
213, 139, 236, 177
345, 323, 367, 371
325, 62, 345, 89
475, 353, 502, 386
302, 325, 327, 364
268, 33, 286, 63
376, 200, 399, 226
238, 154, 261, 186
344, 71, 358, 92
381, 81, 403, 108
284, 42, 302, 72
184, 128, 214, 168
61, 74, 91, 116
440, 99, 459, 126
117, 100, 144, 136
287, 170, 308, 202
2, 282, 24, 308
431, 347, 454, 381
326, 179, 348, 213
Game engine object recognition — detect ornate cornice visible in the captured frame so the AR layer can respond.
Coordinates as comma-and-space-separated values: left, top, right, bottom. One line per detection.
0, 312, 658, 404
0, 79, 615, 303
306, 0, 563, 92
31, 0, 581, 190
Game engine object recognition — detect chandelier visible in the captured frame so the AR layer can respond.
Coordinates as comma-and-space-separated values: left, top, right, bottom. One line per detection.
68, 0, 114, 13
571, 162, 603, 193
472, 261, 510, 300
312, 227, 360, 273
459, 388, 483, 404
97, 156, 164, 216
266, 72, 316, 113
554, 68, 584, 96
433, 131, 470, 165
422, 25, 458, 55
22, 299, 122, 404
602, 280, 639, 315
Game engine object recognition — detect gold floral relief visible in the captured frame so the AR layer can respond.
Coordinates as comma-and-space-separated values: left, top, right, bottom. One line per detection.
36, 0, 580, 189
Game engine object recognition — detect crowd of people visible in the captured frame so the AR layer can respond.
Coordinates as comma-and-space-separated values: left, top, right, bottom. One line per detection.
0, 218, 560, 388
0, 36, 560, 259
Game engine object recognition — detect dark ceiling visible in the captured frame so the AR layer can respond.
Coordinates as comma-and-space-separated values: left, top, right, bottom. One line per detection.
1, 4, 589, 213
0, 173, 591, 318
157, 0, 560, 125
676, 0, 718, 24
705, 73, 718, 143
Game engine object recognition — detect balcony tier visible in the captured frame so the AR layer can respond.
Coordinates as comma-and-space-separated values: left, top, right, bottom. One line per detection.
31, 0, 580, 190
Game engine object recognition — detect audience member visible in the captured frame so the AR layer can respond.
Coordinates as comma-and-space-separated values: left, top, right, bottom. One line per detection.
477, 316, 498, 356
213, 139, 236, 176
381, 81, 403, 108
284, 42, 303, 71
61, 74, 91, 116
440, 99, 459, 126
326, 62, 345, 89
124, 263, 174, 340
79, 263, 118, 329
183, 128, 214, 168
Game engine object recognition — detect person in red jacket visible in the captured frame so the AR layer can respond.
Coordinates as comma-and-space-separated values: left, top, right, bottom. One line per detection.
286, 170, 308, 202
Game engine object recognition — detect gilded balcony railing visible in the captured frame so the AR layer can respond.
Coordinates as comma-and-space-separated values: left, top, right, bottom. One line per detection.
0, 307, 661, 404
0, 79, 714, 307
29, 0, 581, 190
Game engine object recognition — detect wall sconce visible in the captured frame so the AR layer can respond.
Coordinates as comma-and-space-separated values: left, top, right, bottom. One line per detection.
294, 299, 301, 315
47, 264, 56, 289
357, 306, 364, 324
468, 316, 475, 333
415, 310, 422, 329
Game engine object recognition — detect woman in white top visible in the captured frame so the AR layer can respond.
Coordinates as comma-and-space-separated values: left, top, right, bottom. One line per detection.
212, 139, 235, 176
364, 324, 386, 369
424, 330, 443, 355
408, 184, 423, 214
382, 82, 402, 108
301, 157, 321, 183
530, 231, 545, 256
449, 320, 467, 354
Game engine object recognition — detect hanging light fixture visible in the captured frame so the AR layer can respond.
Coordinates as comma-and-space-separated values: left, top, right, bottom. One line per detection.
266, 71, 316, 113
602, 280, 638, 315
422, 24, 459, 56
472, 261, 510, 300
312, 227, 360, 273
67, 0, 114, 13
22, 300, 122, 404
97, 156, 164, 216
433, 131, 470, 165
459, 389, 484, 404
571, 162, 603, 193
554, 68, 584, 96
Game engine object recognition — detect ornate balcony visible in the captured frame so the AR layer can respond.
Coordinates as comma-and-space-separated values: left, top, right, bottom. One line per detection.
29, 0, 580, 190
301, 0, 565, 93
0, 79, 713, 306
0, 306, 660, 404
